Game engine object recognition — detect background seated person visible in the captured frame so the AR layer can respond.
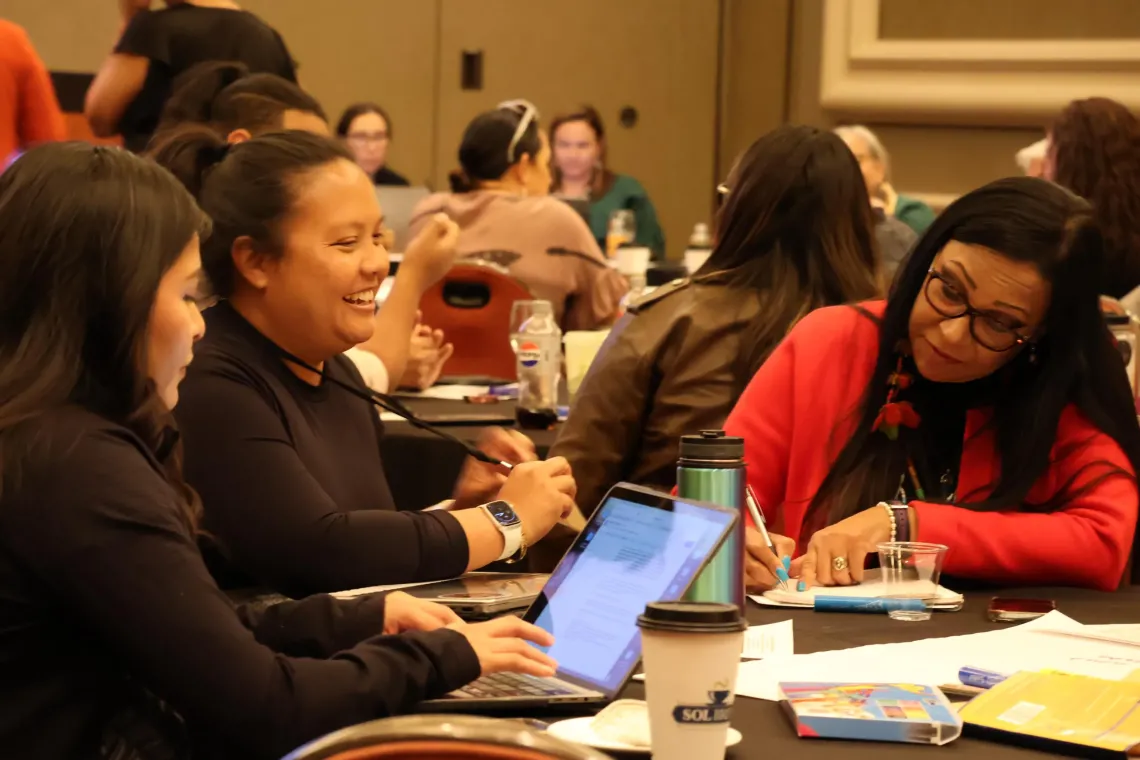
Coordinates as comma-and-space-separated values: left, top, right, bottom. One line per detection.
726, 177, 1140, 593
0, 142, 556, 759
151, 127, 577, 597
336, 101, 411, 186
549, 105, 665, 260
409, 100, 627, 331
835, 124, 936, 235
550, 125, 882, 523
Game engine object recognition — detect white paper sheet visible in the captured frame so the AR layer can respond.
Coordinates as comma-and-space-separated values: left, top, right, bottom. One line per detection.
734, 611, 1140, 701
742, 619, 795, 659
632, 619, 796, 681
750, 568, 964, 609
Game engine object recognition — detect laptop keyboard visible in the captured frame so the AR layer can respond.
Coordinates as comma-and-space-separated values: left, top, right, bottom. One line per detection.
452, 672, 579, 699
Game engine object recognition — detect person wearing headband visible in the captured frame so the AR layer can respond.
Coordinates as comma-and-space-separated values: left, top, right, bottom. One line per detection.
149, 125, 578, 598
409, 100, 627, 331
0, 142, 558, 758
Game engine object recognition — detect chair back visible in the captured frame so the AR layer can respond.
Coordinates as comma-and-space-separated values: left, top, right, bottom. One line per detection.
419, 262, 533, 381
282, 715, 611, 760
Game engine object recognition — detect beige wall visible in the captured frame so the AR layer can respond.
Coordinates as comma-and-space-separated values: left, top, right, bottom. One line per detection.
7, 0, 1136, 235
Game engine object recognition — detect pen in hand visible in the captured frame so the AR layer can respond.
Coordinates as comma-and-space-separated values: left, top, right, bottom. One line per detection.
745, 486, 790, 591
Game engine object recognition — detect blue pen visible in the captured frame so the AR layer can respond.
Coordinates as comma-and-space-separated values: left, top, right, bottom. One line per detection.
814, 596, 927, 614
958, 667, 1008, 689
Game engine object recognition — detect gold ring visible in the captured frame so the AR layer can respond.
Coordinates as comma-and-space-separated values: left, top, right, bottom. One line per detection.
832, 556, 849, 572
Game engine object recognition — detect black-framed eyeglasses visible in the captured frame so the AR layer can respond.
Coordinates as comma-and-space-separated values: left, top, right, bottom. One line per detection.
498, 99, 539, 165
924, 268, 1032, 352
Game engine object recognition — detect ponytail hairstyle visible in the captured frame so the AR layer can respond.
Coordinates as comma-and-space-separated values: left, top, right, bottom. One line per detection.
155, 61, 326, 139
0, 143, 210, 529
448, 102, 542, 193
149, 126, 351, 299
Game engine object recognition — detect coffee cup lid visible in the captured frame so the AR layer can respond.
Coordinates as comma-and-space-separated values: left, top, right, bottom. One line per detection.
637, 601, 746, 633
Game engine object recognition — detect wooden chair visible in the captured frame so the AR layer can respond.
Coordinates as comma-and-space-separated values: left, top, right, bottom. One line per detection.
418, 262, 533, 381
282, 715, 610, 760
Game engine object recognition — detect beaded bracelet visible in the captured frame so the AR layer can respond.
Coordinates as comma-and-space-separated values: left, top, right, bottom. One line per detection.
880, 502, 897, 543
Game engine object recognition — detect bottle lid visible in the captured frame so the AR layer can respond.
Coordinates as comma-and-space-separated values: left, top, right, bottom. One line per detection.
679, 430, 743, 462
637, 601, 745, 633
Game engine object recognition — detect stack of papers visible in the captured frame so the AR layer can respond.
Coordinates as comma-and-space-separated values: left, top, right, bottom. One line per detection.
735, 611, 1140, 701
632, 619, 794, 682
751, 568, 964, 610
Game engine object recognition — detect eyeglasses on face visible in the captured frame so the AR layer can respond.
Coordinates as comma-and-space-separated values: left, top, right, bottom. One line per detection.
923, 268, 1031, 352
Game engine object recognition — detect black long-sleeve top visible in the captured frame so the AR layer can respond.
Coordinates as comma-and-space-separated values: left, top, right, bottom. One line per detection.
176, 301, 469, 597
0, 406, 480, 759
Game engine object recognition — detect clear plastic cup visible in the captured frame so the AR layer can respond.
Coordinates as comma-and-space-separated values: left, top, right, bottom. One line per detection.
877, 542, 948, 622
564, 330, 610, 397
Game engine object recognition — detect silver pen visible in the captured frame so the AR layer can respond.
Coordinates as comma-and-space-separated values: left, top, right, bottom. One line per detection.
745, 485, 790, 590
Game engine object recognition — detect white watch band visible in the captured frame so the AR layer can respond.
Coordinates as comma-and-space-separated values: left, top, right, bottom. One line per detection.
479, 504, 522, 561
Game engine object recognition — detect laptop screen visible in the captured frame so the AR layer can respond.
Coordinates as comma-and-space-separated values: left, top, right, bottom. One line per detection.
524, 485, 736, 695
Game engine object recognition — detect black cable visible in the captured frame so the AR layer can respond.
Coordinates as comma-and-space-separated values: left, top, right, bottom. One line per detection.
276, 348, 513, 473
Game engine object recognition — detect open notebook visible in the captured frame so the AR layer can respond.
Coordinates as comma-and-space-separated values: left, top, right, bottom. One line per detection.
751, 568, 964, 610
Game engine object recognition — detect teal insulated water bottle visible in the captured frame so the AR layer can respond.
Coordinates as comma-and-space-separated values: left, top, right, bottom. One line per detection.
678, 430, 745, 610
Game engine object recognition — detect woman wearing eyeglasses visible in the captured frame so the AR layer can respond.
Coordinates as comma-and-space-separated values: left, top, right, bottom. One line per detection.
725, 177, 1140, 592
336, 102, 410, 186
409, 100, 627, 331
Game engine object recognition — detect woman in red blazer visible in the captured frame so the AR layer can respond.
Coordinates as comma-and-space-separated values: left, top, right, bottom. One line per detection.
727, 177, 1140, 592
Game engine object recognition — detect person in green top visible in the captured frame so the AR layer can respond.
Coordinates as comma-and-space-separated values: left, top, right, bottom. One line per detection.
835, 124, 936, 235
549, 105, 666, 260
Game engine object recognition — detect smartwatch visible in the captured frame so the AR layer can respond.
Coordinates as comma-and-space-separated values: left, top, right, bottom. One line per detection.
478, 500, 524, 562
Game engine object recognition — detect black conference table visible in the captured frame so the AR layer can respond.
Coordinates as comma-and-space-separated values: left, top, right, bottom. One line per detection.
381, 396, 1140, 757
507, 586, 1140, 759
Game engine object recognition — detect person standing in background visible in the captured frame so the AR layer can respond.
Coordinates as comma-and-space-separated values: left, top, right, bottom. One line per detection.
835, 124, 936, 235
0, 19, 66, 165
337, 102, 411, 186
85, 0, 296, 152
549, 105, 666, 260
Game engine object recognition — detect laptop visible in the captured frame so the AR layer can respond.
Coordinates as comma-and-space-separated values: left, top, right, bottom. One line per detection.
394, 572, 548, 620
419, 483, 738, 710
376, 186, 431, 252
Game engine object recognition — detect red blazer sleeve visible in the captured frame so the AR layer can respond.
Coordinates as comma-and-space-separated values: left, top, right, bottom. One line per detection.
915, 415, 1138, 592
723, 330, 796, 528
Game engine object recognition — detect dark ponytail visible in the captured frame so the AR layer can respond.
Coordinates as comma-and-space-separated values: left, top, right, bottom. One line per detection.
155, 60, 326, 140
150, 127, 351, 299
451, 106, 541, 193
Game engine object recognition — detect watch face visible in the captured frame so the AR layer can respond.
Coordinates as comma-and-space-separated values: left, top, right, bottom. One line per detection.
486, 500, 520, 526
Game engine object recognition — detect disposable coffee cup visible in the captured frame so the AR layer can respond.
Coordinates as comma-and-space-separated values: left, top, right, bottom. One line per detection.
637, 601, 745, 760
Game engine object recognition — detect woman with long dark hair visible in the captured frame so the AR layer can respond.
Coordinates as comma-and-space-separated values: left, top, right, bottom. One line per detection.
1045, 97, 1140, 299
549, 126, 882, 582
726, 177, 1140, 592
0, 143, 556, 758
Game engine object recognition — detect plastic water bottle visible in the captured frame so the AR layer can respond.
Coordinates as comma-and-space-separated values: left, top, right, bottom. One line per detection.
677, 430, 746, 611
514, 300, 562, 430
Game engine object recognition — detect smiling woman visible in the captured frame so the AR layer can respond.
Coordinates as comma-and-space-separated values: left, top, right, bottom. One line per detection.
148, 126, 578, 598
725, 177, 1140, 593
